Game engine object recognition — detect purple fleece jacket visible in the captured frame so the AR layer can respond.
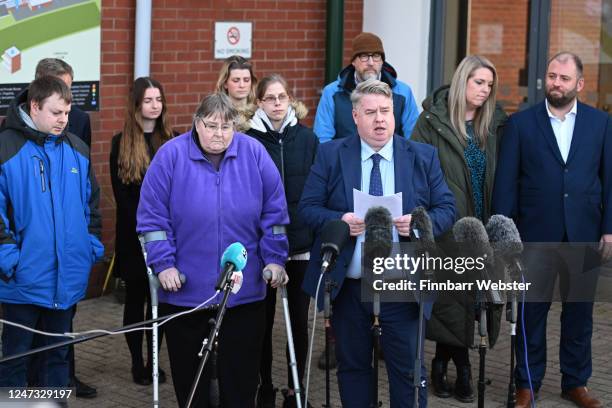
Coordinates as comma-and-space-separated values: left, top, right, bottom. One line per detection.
137, 131, 289, 308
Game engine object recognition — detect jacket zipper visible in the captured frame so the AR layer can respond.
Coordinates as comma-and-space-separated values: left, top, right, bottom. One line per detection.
38, 159, 46, 192
216, 164, 222, 303
43, 146, 60, 309
279, 137, 285, 184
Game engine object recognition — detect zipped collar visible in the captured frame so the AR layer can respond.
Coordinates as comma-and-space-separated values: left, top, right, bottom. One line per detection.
249, 106, 297, 134
188, 127, 239, 162
3, 87, 68, 145
337, 61, 399, 92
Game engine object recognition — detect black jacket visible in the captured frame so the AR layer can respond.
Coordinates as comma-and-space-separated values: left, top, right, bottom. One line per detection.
109, 132, 152, 281
246, 122, 319, 256
68, 106, 92, 147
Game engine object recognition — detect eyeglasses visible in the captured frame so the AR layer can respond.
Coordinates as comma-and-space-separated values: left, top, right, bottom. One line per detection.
261, 94, 289, 104
358, 53, 383, 62
200, 120, 233, 134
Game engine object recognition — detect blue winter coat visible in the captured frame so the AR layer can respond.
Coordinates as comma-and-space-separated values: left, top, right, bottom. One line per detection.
313, 62, 419, 143
0, 90, 104, 309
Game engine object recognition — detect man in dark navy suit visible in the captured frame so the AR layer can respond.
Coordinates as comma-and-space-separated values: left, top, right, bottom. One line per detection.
493, 52, 611, 408
35, 58, 91, 147
299, 79, 455, 407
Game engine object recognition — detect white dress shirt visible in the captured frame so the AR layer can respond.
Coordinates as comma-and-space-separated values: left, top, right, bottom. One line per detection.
545, 99, 577, 163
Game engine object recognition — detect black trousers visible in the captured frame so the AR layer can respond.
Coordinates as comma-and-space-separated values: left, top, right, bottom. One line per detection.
160, 299, 266, 408
123, 276, 163, 369
434, 342, 470, 367
259, 260, 311, 390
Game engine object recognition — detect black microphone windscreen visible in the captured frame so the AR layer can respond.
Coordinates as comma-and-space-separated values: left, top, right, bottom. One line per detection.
453, 217, 504, 304
364, 206, 393, 260
453, 217, 493, 260
321, 219, 350, 255
410, 206, 435, 252
486, 215, 523, 259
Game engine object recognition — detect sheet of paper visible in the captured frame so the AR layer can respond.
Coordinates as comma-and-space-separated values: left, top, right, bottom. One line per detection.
353, 188, 403, 219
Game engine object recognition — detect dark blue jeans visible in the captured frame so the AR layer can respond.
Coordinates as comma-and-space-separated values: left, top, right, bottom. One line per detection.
0, 303, 73, 387
332, 279, 427, 408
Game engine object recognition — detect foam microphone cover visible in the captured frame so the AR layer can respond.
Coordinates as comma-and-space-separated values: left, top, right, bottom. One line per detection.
486, 214, 523, 261
453, 217, 494, 261
364, 206, 393, 261
454, 217, 504, 304
321, 219, 350, 255
410, 206, 436, 253
220, 242, 248, 270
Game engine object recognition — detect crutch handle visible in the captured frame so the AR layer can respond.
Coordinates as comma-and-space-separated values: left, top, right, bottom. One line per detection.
147, 272, 187, 291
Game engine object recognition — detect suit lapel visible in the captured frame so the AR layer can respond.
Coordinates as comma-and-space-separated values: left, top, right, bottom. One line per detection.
565, 102, 583, 165
393, 136, 415, 215
340, 136, 362, 212
535, 102, 565, 166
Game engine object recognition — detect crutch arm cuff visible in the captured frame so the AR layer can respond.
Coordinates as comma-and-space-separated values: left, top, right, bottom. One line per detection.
141, 231, 168, 243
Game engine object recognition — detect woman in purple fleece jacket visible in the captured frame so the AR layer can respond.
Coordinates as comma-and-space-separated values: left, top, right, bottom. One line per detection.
137, 93, 290, 408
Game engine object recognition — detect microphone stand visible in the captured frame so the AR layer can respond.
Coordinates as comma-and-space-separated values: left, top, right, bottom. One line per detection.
322, 266, 336, 408
371, 292, 382, 408
506, 289, 518, 408
414, 253, 431, 408
185, 274, 235, 408
506, 263, 522, 408
477, 289, 489, 408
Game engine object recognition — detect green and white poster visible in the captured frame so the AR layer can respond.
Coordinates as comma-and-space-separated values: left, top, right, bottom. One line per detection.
0, 0, 100, 114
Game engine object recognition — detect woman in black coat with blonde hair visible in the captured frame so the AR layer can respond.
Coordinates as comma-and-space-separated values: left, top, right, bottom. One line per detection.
110, 77, 174, 385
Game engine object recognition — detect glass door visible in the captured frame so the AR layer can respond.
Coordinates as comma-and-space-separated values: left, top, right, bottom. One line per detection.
467, 0, 533, 113
430, 0, 611, 113
548, 0, 612, 113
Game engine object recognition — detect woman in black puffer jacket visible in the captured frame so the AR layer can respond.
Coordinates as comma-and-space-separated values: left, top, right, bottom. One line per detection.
246, 74, 318, 408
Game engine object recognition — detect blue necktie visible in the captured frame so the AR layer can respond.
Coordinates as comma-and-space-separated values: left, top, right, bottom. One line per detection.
369, 153, 383, 196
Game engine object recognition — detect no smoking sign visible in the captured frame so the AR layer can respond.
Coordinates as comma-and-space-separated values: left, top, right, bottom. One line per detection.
227, 26, 240, 45
215, 22, 252, 58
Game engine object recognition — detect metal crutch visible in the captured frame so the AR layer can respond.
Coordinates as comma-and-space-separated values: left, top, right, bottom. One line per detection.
263, 269, 302, 408
281, 284, 303, 408
139, 235, 162, 407
140, 233, 185, 407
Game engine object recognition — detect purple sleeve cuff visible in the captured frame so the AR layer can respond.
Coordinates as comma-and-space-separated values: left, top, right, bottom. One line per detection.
151, 259, 175, 274
263, 255, 287, 268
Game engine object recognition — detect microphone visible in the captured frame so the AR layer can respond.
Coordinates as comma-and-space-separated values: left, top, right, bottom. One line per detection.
320, 219, 350, 274
409, 206, 436, 285
453, 217, 503, 305
364, 206, 393, 265
216, 242, 248, 291
486, 215, 524, 280
410, 206, 436, 254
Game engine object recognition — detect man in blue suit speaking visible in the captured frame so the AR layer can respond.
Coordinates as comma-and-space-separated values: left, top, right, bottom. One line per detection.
493, 52, 612, 408
299, 78, 455, 407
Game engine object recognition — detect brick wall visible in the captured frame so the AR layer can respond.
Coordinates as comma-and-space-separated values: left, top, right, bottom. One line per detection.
95, 0, 363, 252
469, 0, 530, 113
